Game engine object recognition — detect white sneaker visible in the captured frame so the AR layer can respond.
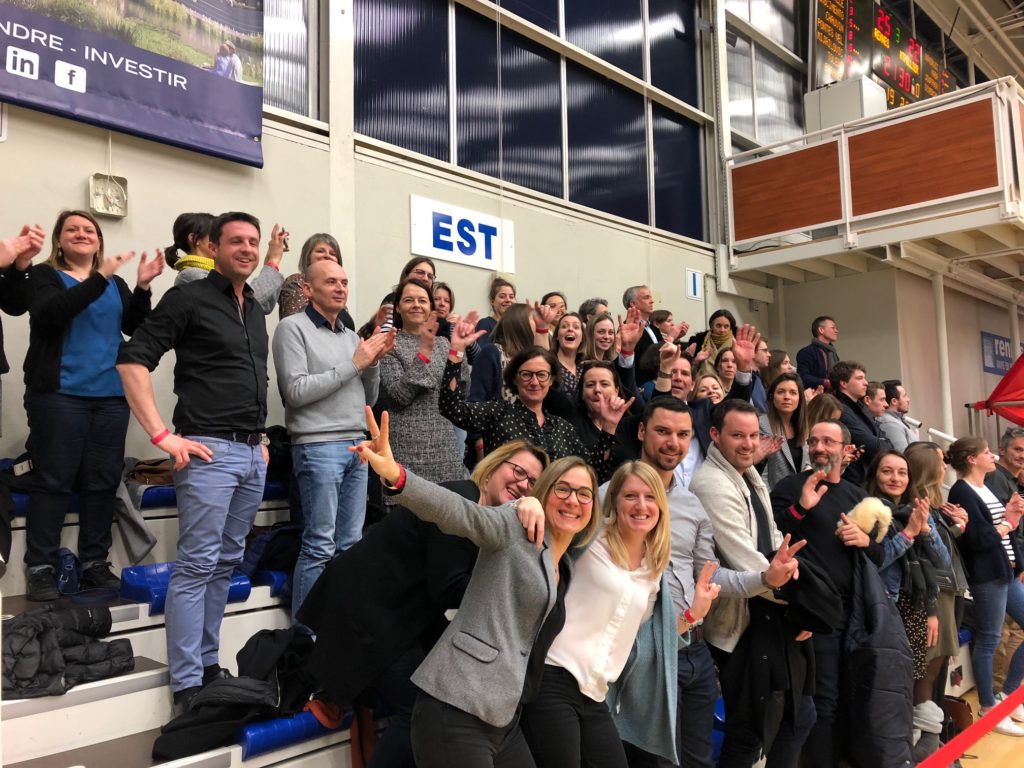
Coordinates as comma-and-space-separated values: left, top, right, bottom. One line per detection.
995, 691, 1024, 723
981, 707, 1024, 737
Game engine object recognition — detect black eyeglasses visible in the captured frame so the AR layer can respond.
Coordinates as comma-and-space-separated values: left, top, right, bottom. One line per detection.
503, 461, 538, 488
410, 268, 435, 281
516, 370, 552, 383
552, 482, 594, 504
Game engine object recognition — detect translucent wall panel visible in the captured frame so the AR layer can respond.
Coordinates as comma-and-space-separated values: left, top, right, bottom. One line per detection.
354, 0, 450, 161
564, 0, 644, 78
649, 0, 700, 107
751, 0, 798, 53
264, 0, 315, 118
652, 103, 703, 239
499, 0, 559, 34
755, 46, 803, 143
726, 35, 754, 137
567, 63, 648, 224
455, 8, 563, 197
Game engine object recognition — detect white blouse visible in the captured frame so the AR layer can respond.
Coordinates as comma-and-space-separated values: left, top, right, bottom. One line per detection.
545, 534, 660, 702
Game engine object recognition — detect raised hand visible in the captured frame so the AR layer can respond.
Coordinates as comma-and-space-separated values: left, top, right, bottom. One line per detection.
418, 311, 440, 355
687, 560, 722, 624
799, 469, 829, 510
349, 407, 401, 485
265, 223, 288, 267
528, 299, 559, 331
753, 434, 784, 465
658, 341, 680, 370
617, 311, 642, 354
137, 250, 165, 290
685, 342, 698, 357
598, 390, 635, 431
940, 502, 968, 531
516, 497, 546, 550
1006, 493, 1024, 528
730, 323, 761, 372
837, 512, 870, 548
0, 224, 45, 269
694, 348, 711, 365
805, 385, 824, 402
353, 327, 396, 369
763, 533, 807, 587
676, 319, 690, 339
450, 310, 486, 353
99, 250, 136, 278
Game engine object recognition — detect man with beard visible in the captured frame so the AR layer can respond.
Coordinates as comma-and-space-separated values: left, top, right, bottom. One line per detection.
796, 316, 839, 390
688, 400, 815, 767
986, 426, 1024, 504
830, 361, 891, 486
770, 419, 884, 767
617, 397, 803, 767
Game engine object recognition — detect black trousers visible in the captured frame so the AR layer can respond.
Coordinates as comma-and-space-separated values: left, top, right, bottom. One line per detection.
411, 691, 536, 768
521, 664, 628, 768
24, 392, 129, 568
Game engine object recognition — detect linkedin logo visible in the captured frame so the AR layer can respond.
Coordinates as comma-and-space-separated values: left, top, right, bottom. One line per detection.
5, 46, 38, 80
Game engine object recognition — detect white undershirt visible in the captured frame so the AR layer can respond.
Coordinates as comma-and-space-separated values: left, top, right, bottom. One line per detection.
545, 534, 660, 702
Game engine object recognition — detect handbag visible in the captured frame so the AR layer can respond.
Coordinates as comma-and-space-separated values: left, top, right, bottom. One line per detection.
941, 695, 973, 742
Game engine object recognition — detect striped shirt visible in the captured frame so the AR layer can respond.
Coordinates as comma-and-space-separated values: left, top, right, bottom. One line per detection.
968, 482, 1017, 564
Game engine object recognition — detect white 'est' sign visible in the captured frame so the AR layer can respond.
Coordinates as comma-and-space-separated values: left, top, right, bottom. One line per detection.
409, 195, 515, 273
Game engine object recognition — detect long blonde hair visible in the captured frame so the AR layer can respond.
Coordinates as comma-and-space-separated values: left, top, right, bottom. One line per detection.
530, 456, 602, 548
602, 461, 671, 575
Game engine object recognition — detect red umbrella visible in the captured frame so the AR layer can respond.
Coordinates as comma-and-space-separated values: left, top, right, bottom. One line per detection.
974, 352, 1024, 427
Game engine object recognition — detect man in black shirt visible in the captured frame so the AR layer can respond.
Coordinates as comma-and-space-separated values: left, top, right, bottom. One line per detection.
771, 419, 884, 767
117, 212, 271, 714
829, 361, 891, 486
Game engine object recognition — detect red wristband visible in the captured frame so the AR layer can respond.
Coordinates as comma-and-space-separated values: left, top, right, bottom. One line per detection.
789, 504, 805, 521
151, 428, 170, 445
388, 464, 407, 491
684, 608, 697, 624
416, 352, 431, 365
535, 326, 549, 334
900, 530, 915, 543
265, 262, 280, 271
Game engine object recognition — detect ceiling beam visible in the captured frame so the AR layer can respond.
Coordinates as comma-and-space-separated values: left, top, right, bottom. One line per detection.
758, 264, 807, 282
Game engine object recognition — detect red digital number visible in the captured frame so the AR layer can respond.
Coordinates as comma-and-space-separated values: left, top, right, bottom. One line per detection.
908, 39, 921, 63
883, 55, 891, 77
876, 8, 891, 36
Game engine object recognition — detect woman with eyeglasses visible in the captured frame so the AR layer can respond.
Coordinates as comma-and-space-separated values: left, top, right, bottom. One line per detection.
277, 233, 354, 330
298, 438, 548, 768
351, 408, 601, 768
946, 436, 1024, 736
441, 321, 633, 484
379, 277, 471, 502
520, 461, 677, 768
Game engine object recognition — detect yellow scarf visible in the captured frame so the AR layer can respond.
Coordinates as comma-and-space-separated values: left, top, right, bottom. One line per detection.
175, 254, 214, 272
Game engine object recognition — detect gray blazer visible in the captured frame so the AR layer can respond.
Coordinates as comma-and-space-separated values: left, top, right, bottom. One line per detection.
758, 413, 809, 491
393, 470, 567, 728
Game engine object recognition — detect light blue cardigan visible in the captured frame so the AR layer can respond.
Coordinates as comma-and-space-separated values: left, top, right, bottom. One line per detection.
605, 571, 679, 765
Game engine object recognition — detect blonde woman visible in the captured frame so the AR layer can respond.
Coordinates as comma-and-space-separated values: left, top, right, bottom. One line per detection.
521, 461, 675, 768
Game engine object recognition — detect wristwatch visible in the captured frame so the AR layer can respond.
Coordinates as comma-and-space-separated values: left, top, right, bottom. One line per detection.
259, 433, 270, 447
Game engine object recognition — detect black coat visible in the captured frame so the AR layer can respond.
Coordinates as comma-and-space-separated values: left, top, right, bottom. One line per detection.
842, 552, 914, 768
2, 605, 134, 699
837, 392, 891, 486
297, 480, 479, 706
0, 265, 31, 374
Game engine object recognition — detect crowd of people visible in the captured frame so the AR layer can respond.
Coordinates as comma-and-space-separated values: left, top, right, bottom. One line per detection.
2, 211, 1024, 768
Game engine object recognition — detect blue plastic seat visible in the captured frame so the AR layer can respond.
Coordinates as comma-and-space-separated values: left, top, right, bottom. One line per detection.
251, 570, 290, 597
240, 709, 353, 760
120, 562, 252, 614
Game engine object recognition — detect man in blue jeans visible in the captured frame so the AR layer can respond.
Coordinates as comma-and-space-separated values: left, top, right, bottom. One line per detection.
272, 259, 394, 620
117, 211, 272, 715
623, 397, 804, 767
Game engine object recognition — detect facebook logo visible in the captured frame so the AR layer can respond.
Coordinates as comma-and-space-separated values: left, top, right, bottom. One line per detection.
55, 61, 86, 93
5, 46, 39, 80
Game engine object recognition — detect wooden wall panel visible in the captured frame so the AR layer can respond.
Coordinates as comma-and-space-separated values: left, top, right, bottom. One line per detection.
848, 100, 998, 216
731, 142, 842, 242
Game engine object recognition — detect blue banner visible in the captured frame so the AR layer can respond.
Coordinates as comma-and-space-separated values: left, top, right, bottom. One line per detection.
981, 331, 1023, 375
0, 1, 263, 166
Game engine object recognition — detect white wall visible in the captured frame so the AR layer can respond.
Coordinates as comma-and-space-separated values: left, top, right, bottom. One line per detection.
780, 269, 902, 380
0, 104, 332, 458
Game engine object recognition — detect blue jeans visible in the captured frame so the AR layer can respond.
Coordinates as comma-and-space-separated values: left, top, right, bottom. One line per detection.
24, 392, 129, 568
290, 439, 368, 618
166, 437, 266, 691
970, 577, 1024, 707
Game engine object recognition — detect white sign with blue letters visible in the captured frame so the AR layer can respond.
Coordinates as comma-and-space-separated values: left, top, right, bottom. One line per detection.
409, 195, 515, 273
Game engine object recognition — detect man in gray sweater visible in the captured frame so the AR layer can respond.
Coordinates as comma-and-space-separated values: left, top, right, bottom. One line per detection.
272, 260, 394, 619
